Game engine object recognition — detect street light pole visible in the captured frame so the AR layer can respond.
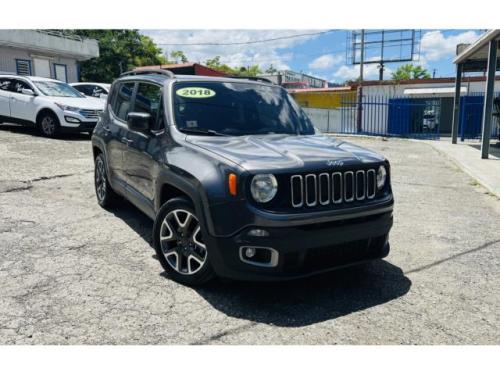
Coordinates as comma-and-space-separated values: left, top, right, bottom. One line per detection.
357, 29, 365, 133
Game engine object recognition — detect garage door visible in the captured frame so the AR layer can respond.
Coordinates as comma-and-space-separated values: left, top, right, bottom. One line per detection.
33, 58, 51, 78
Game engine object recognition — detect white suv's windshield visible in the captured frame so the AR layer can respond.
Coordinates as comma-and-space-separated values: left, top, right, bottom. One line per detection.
33, 81, 85, 98
173, 81, 315, 136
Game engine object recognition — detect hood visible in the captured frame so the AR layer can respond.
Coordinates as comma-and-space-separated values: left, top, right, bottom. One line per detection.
186, 134, 385, 172
50, 96, 105, 110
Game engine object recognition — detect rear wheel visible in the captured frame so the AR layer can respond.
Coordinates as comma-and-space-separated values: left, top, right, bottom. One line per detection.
153, 197, 215, 286
37, 112, 60, 137
94, 153, 119, 208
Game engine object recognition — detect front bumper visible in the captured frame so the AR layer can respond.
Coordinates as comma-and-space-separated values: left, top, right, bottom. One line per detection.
204, 210, 393, 281
58, 110, 100, 133
59, 121, 97, 133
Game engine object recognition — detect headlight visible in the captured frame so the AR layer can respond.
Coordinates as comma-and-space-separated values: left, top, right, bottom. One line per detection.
250, 174, 278, 203
55, 103, 80, 112
377, 165, 387, 190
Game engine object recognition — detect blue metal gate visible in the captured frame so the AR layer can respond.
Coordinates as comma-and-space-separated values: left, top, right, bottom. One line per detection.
339, 96, 441, 139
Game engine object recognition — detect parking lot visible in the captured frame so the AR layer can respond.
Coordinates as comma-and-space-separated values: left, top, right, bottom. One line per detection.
0, 123, 499, 344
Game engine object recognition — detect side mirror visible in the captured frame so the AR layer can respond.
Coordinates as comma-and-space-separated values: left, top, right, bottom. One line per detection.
21, 88, 35, 96
99, 93, 108, 99
127, 112, 151, 131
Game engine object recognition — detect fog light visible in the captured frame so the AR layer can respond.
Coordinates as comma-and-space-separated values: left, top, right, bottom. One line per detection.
65, 116, 80, 123
247, 229, 269, 237
245, 247, 256, 258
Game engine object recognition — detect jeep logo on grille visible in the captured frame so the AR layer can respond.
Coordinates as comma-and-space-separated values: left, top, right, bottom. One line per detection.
326, 160, 344, 167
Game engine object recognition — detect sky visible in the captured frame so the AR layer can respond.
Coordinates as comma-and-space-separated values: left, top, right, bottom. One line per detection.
141, 29, 482, 84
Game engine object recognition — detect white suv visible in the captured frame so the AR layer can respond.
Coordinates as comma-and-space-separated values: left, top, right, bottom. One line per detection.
0, 75, 105, 137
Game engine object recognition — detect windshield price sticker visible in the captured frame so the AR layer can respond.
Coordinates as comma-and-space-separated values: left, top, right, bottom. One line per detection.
176, 87, 216, 99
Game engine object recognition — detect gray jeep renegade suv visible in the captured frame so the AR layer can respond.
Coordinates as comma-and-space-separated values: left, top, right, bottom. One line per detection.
91, 69, 393, 285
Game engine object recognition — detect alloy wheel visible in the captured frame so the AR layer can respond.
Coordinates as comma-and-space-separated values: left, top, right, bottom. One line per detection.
159, 209, 207, 275
95, 157, 107, 202
41, 116, 55, 135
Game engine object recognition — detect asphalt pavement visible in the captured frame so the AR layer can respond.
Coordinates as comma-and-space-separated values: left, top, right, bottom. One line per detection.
0, 124, 499, 344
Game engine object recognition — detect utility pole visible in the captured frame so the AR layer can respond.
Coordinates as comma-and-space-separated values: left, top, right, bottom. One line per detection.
357, 29, 365, 133
433, 68, 436, 78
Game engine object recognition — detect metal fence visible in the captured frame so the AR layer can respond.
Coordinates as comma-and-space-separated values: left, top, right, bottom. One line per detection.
302, 92, 500, 141
303, 94, 441, 139
459, 92, 500, 140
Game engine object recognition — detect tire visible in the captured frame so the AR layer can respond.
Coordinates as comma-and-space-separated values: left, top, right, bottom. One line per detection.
94, 153, 120, 208
37, 111, 60, 137
153, 197, 215, 286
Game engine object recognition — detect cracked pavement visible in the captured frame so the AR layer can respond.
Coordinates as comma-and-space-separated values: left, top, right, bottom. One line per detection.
0, 124, 499, 344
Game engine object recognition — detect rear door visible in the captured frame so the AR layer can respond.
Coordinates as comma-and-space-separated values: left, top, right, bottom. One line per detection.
9, 79, 37, 122
123, 81, 164, 206
107, 81, 136, 186
0, 78, 12, 118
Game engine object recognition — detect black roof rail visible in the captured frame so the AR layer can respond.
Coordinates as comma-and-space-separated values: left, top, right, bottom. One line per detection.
120, 69, 175, 78
229, 76, 275, 85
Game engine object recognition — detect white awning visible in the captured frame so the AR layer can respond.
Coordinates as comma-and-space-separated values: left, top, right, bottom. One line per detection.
403, 87, 468, 97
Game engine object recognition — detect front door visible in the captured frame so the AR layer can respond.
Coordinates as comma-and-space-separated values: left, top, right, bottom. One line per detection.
123, 82, 164, 206
107, 81, 136, 186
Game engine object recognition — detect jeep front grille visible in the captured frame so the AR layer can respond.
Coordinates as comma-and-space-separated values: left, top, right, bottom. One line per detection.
290, 169, 376, 208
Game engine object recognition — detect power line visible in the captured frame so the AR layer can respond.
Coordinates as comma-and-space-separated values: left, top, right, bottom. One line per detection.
156, 30, 336, 46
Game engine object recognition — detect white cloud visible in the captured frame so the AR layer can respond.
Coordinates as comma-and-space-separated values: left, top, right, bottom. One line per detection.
141, 29, 323, 70
308, 53, 343, 70
420, 30, 480, 62
332, 64, 392, 82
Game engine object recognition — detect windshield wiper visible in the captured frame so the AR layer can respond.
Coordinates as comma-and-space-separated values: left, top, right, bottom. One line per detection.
179, 128, 229, 137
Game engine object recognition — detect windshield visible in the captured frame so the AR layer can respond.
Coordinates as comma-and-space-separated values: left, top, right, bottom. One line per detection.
173, 81, 315, 136
33, 81, 85, 98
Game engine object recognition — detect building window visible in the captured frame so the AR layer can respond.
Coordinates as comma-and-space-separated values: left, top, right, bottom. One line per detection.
16, 59, 32, 76
54, 64, 67, 82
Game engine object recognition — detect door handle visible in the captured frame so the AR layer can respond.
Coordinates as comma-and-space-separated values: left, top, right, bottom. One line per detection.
121, 137, 133, 146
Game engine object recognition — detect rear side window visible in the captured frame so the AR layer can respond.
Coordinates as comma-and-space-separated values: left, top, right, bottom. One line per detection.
74, 85, 93, 96
112, 82, 135, 121
0, 78, 12, 91
134, 82, 163, 130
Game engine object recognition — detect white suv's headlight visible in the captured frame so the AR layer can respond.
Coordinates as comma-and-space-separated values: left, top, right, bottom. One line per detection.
377, 165, 387, 190
250, 174, 278, 203
55, 103, 80, 112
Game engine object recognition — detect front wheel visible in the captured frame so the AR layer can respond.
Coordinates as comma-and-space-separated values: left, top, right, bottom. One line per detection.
37, 112, 60, 137
153, 197, 215, 286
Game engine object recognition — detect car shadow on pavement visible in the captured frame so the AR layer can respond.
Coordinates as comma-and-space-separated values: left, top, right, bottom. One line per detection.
107, 202, 411, 328
0, 123, 91, 141
194, 260, 411, 328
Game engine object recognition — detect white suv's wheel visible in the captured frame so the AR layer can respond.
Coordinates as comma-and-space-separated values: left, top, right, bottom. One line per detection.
38, 112, 60, 137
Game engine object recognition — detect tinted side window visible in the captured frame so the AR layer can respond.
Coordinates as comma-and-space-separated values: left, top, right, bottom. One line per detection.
113, 82, 135, 121
74, 85, 93, 96
134, 83, 163, 130
0, 78, 12, 92
11, 80, 32, 94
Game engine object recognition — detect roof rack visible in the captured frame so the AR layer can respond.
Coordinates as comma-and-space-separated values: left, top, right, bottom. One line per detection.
120, 69, 175, 78
229, 76, 274, 84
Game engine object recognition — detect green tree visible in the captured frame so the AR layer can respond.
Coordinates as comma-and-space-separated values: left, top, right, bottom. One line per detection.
391, 64, 431, 80
68, 30, 165, 82
265, 64, 278, 74
205, 56, 261, 76
169, 50, 188, 64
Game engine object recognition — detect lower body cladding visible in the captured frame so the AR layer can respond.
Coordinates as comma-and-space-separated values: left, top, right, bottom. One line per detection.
204, 210, 393, 281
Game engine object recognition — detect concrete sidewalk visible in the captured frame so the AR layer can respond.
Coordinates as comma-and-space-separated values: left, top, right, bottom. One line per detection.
425, 138, 500, 198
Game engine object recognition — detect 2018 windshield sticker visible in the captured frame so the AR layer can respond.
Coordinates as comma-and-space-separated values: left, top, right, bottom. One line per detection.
176, 87, 216, 98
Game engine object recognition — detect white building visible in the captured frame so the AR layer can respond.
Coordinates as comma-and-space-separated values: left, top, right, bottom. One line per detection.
0, 30, 99, 83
